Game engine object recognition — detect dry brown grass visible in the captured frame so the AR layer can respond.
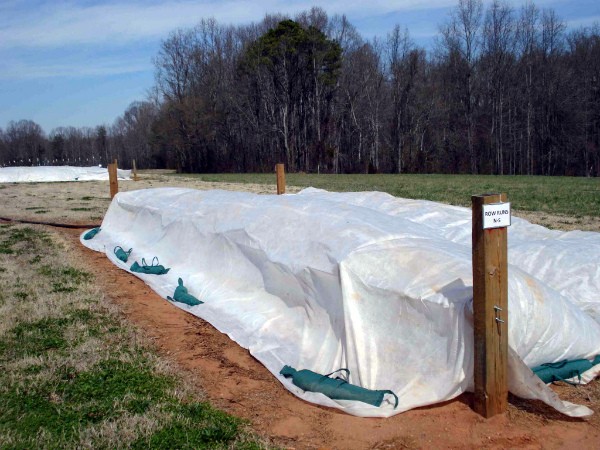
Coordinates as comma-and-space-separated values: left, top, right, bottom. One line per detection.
1, 171, 597, 233
0, 171, 295, 226
515, 210, 600, 232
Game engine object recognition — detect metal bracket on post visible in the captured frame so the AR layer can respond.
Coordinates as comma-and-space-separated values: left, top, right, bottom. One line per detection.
494, 306, 505, 323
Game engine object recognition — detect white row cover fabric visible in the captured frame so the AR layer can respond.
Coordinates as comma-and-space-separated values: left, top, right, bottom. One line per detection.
80, 187, 600, 417
0, 165, 131, 183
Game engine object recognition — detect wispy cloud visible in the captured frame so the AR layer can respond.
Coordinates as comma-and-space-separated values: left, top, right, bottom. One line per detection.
0, 0, 456, 49
0, 57, 150, 80
566, 15, 600, 29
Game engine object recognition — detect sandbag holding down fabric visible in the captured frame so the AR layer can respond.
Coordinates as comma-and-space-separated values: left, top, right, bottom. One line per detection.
167, 278, 203, 306
280, 366, 398, 408
114, 246, 132, 263
130, 257, 170, 275
83, 227, 100, 240
533, 355, 600, 384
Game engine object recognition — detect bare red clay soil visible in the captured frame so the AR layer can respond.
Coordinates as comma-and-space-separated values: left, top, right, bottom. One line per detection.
65, 229, 600, 450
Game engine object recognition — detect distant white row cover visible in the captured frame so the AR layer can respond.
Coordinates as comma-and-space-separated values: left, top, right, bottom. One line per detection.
0, 165, 131, 183
2, 156, 101, 165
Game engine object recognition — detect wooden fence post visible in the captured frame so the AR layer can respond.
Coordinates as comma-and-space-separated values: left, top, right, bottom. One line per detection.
276, 163, 286, 195
132, 159, 138, 181
472, 193, 510, 418
109, 162, 119, 199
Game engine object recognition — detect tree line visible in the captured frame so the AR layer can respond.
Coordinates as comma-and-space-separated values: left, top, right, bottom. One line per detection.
0, 101, 159, 169
1, 0, 599, 176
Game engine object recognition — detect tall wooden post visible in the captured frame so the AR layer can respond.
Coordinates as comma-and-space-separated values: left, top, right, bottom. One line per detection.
276, 163, 286, 195
109, 162, 119, 199
472, 193, 509, 418
132, 159, 138, 181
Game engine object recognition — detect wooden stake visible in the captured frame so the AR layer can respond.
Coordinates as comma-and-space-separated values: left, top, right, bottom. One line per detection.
276, 163, 286, 195
132, 159, 138, 181
109, 163, 119, 199
472, 193, 508, 418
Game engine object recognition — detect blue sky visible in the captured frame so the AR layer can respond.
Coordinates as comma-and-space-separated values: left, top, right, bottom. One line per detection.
1, 0, 598, 133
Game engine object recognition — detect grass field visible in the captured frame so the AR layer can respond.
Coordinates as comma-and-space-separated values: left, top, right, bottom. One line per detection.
171, 173, 600, 218
0, 223, 265, 449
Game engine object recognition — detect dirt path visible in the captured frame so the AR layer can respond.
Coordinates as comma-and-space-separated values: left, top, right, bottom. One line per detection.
64, 228, 600, 450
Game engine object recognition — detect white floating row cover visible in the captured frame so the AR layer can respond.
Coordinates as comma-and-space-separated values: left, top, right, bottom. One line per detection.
0, 165, 131, 183
81, 187, 600, 417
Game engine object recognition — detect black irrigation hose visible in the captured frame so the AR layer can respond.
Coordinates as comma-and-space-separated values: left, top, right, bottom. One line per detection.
0, 216, 101, 229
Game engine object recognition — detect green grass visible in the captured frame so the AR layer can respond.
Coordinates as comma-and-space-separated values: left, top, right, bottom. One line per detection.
0, 224, 266, 449
1, 355, 250, 447
5, 317, 72, 357
37, 264, 93, 292
131, 403, 258, 450
171, 173, 600, 217
0, 226, 52, 255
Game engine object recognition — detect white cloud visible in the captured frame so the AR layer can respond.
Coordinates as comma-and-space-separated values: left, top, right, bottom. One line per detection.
567, 15, 600, 29
0, 0, 456, 49
0, 57, 150, 80
1, 0, 591, 79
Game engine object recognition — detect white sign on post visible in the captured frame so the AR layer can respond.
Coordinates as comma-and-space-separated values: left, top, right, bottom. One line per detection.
482, 202, 511, 229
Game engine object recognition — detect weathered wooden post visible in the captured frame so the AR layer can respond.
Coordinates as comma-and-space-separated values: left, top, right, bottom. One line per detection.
472, 192, 510, 418
276, 163, 286, 195
132, 159, 138, 181
109, 160, 119, 199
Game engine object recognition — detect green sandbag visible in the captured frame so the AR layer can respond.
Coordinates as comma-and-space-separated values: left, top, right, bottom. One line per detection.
113, 246, 132, 263
83, 227, 100, 240
532, 357, 599, 384
130, 257, 170, 275
280, 366, 398, 408
167, 278, 203, 306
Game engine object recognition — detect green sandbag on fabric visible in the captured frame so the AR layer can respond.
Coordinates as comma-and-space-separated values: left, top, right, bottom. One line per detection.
83, 227, 100, 240
532, 357, 599, 384
130, 257, 170, 275
113, 246, 132, 263
167, 278, 203, 306
280, 366, 398, 408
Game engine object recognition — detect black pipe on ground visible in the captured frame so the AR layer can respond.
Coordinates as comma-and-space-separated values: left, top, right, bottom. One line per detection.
0, 216, 101, 229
